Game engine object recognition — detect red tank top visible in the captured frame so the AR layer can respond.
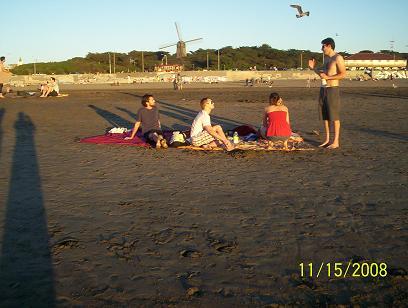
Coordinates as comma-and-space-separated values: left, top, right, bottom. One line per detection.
266, 111, 292, 137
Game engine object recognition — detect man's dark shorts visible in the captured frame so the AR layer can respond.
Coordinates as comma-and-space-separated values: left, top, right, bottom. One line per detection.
48, 90, 58, 97
143, 129, 164, 146
319, 87, 341, 121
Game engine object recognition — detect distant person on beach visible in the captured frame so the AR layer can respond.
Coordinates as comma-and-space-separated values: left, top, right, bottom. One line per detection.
308, 37, 346, 149
259, 92, 292, 150
40, 77, 60, 97
125, 94, 168, 149
0, 56, 11, 99
173, 73, 182, 90
189, 97, 233, 151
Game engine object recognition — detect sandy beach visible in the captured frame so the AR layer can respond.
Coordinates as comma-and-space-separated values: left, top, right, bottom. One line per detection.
0, 80, 407, 306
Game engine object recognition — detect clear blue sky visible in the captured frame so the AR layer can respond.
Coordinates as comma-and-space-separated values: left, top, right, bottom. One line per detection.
3, 0, 408, 64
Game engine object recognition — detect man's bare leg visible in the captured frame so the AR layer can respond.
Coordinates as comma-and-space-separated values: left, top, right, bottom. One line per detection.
327, 120, 340, 149
213, 125, 228, 140
148, 132, 161, 148
319, 120, 330, 147
40, 85, 49, 97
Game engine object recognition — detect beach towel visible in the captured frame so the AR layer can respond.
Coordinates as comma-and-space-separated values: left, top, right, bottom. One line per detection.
80, 131, 150, 147
80, 127, 314, 151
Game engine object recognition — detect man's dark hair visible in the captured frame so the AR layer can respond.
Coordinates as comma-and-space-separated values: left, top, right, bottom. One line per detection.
321, 37, 335, 50
51, 77, 56, 81
141, 94, 153, 107
0, 56, 5, 61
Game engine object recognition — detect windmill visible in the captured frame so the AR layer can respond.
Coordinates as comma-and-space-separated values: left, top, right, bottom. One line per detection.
160, 22, 202, 59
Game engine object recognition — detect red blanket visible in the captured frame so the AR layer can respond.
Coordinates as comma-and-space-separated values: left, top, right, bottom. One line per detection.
80, 132, 150, 147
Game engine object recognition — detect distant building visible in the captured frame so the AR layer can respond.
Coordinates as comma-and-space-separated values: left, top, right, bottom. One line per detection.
154, 63, 183, 72
6, 57, 23, 70
345, 53, 407, 70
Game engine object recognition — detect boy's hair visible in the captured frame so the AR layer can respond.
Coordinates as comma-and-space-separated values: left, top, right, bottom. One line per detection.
269, 92, 283, 106
0, 56, 5, 61
321, 37, 335, 50
141, 94, 153, 107
200, 97, 210, 109
51, 77, 56, 82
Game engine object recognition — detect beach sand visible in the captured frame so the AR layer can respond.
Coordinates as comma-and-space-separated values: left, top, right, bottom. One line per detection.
0, 80, 407, 306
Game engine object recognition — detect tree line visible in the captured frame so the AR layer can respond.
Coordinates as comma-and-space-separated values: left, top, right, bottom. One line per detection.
11, 45, 407, 75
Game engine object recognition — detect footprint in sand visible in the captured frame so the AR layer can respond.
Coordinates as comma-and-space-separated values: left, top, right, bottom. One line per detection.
180, 249, 202, 258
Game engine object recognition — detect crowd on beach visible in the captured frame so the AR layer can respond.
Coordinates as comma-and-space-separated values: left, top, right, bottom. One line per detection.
125, 37, 346, 150
1, 37, 346, 149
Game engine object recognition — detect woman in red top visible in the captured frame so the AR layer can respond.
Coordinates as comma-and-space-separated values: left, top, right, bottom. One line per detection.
260, 92, 292, 150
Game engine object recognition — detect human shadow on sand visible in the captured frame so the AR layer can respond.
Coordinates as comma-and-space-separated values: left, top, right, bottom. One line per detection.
120, 92, 244, 129
349, 126, 408, 142
0, 108, 4, 160
89, 104, 133, 127
0, 112, 56, 307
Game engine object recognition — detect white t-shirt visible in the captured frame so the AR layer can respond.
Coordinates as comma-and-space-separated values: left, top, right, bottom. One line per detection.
190, 110, 211, 138
52, 81, 60, 93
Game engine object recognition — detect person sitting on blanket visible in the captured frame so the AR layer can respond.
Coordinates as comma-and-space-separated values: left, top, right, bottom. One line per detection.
189, 97, 233, 151
259, 92, 292, 150
40, 77, 60, 97
125, 94, 168, 149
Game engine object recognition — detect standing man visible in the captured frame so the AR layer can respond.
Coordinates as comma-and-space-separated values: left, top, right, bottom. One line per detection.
309, 38, 346, 149
0, 56, 11, 99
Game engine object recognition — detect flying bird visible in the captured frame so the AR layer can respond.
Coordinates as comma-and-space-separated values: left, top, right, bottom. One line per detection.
290, 4, 310, 18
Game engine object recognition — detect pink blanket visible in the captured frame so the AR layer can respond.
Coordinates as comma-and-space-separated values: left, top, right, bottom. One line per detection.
80, 132, 150, 147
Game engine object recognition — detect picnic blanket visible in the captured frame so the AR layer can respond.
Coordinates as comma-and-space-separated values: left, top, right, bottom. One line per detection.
80, 131, 150, 147
80, 125, 314, 151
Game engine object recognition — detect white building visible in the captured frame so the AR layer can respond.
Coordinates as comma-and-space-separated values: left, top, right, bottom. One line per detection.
345, 53, 407, 70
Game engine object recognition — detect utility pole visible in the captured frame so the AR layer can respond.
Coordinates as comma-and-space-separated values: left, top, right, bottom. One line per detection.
113, 52, 116, 74
217, 49, 220, 71
33, 58, 37, 74
300, 52, 303, 69
390, 40, 395, 60
141, 51, 144, 72
108, 52, 112, 74
206, 51, 209, 70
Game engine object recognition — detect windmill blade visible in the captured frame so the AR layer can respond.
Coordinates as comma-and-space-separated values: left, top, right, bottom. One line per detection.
184, 38, 203, 43
159, 43, 178, 49
175, 22, 182, 41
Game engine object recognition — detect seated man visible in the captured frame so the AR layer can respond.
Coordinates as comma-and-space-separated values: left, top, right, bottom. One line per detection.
189, 97, 233, 150
40, 77, 59, 97
125, 94, 168, 149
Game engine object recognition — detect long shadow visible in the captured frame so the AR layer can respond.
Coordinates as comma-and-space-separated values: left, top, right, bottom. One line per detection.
0, 108, 4, 160
120, 92, 244, 128
349, 126, 408, 142
89, 104, 133, 127
343, 91, 408, 100
0, 112, 55, 307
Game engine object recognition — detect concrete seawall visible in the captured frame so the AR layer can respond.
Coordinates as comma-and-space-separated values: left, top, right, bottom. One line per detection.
7, 70, 406, 87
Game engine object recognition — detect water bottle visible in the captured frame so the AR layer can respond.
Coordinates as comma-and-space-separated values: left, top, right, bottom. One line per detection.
233, 131, 239, 144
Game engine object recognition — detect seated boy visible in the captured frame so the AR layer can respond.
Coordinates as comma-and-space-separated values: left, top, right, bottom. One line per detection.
189, 97, 233, 151
125, 94, 168, 149
40, 77, 59, 97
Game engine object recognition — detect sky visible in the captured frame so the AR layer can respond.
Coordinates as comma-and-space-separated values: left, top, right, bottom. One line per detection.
2, 0, 408, 64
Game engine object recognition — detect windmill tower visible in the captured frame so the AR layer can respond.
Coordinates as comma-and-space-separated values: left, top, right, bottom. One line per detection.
160, 23, 202, 59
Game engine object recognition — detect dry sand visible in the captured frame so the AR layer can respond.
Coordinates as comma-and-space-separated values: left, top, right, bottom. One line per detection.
0, 80, 407, 306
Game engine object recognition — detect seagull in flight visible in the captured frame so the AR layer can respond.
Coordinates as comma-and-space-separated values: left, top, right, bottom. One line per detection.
290, 4, 310, 18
